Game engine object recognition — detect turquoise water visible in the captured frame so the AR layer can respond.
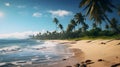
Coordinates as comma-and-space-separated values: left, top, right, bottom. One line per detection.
0, 39, 73, 66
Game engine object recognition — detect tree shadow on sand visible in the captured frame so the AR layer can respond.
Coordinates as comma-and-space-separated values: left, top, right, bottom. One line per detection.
111, 63, 120, 67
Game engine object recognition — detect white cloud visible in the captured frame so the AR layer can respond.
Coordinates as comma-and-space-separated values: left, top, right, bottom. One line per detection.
5, 2, 10, 7
0, 31, 39, 39
48, 10, 72, 17
17, 5, 26, 8
32, 12, 42, 17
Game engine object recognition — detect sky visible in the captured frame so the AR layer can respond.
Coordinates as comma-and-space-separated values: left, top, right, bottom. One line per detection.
0, 0, 119, 39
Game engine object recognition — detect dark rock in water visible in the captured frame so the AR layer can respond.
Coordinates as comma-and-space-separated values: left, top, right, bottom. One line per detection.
111, 63, 120, 67
0, 63, 17, 67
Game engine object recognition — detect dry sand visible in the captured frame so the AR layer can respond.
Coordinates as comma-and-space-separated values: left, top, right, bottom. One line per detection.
49, 39, 120, 67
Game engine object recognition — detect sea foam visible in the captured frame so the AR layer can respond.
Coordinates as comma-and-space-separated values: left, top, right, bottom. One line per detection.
0, 46, 21, 54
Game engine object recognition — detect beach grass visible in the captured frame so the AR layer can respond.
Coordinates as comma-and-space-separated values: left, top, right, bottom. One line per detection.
68, 34, 120, 41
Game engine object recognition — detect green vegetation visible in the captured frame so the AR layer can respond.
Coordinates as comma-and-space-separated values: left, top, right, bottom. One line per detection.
31, 0, 120, 40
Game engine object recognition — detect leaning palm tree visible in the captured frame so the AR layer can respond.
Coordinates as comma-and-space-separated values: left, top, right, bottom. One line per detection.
74, 12, 85, 29
53, 17, 59, 31
79, 0, 120, 33
67, 24, 74, 32
70, 19, 77, 31
58, 24, 64, 32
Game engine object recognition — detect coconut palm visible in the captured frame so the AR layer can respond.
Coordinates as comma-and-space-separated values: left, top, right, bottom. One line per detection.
110, 18, 119, 32
118, 5, 120, 15
105, 24, 110, 30
74, 12, 85, 29
70, 19, 77, 31
58, 24, 63, 32
81, 22, 89, 32
53, 17, 59, 31
79, 0, 120, 33
92, 23, 97, 29
67, 24, 74, 32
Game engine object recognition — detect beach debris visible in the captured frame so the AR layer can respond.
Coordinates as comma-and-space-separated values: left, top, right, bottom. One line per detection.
111, 63, 120, 67
63, 58, 67, 61
85, 60, 92, 63
116, 43, 120, 45
98, 59, 104, 62
86, 41, 92, 43
75, 63, 80, 67
85, 60, 92, 64
101, 42, 106, 44
81, 62, 87, 67
116, 56, 119, 59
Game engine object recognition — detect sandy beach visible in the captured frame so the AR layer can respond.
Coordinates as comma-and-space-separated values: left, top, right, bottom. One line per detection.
3, 39, 120, 67
46, 39, 120, 67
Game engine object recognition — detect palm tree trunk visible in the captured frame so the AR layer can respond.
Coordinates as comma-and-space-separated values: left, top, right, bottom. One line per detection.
99, 24, 102, 30
104, 14, 120, 33
56, 25, 57, 31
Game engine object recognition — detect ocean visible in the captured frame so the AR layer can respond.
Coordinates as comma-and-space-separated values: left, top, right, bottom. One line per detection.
0, 39, 73, 66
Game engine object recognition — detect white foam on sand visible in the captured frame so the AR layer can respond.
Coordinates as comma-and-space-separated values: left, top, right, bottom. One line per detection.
0, 62, 6, 66
11, 61, 32, 65
45, 55, 51, 60
0, 45, 21, 54
31, 41, 57, 51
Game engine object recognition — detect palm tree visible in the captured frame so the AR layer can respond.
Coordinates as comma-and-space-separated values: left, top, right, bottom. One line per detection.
53, 17, 59, 31
92, 23, 97, 29
110, 18, 119, 32
58, 24, 64, 32
79, 0, 120, 33
81, 22, 89, 32
118, 5, 120, 15
74, 12, 85, 29
70, 19, 77, 31
105, 24, 110, 30
67, 24, 74, 32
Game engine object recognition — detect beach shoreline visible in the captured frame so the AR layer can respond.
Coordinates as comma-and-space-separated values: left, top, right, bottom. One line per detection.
27, 40, 84, 67
46, 39, 120, 67
1, 39, 120, 67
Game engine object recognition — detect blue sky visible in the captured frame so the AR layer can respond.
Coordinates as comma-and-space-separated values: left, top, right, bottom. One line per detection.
0, 0, 80, 34
0, 0, 119, 38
